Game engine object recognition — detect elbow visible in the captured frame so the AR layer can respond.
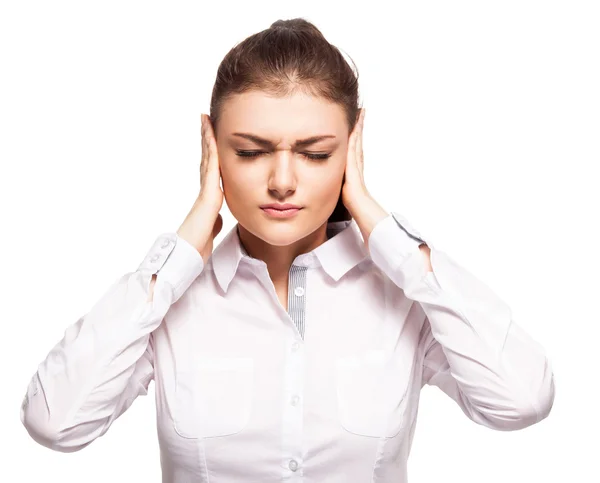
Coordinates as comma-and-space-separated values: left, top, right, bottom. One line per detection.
486, 349, 556, 431
512, 360, 556, 430
505, 386, 555, 431
532, 372, 556, 424
21, 397, 96, 453
22, 423, 89, 454
22, 418, 95, 453
473, 403, 540, 432
476, 374, 556, 432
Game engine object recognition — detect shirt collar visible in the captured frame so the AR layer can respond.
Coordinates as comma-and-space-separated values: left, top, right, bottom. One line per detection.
210, 219, 369, 293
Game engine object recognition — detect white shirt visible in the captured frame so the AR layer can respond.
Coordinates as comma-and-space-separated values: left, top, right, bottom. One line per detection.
20, 211, 555, 482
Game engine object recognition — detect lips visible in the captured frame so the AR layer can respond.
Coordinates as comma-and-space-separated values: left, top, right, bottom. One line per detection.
260, 204, 302, 210
261, 206, 302, 218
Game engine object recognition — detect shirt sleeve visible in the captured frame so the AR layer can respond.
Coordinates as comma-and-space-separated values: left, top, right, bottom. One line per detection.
20, 232, 204, 452
367, 212, 555, 431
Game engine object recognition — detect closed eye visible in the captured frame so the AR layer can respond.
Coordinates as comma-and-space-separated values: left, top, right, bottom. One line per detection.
235, 150, 331, 160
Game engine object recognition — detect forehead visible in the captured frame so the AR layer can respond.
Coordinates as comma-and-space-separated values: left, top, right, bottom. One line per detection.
219, 90, 347, 135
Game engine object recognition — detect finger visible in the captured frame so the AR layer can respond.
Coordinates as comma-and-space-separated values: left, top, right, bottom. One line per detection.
205, 117, 218, 164
356, 109, 364, 169
204, 117, 221, 188
200, 115, 208, 181
205, 117, 215, 148
202, 119, 209, 156
349, 109, 363, 169
348, 116, 359, 161
201, 115, 207, 156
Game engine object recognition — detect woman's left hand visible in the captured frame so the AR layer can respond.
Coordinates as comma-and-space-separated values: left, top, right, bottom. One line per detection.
341, 108, 371, 215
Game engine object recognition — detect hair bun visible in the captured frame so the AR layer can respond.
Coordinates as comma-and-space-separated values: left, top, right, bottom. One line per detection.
268, 18, 327, 42
270, 19, 297, 30
270, 20, 290, 29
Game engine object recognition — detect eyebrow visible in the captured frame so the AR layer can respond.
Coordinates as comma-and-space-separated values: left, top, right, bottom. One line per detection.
231, 132, 337, 148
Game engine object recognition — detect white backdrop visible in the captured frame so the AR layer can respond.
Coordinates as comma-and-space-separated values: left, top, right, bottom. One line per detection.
2, 1, 597, 481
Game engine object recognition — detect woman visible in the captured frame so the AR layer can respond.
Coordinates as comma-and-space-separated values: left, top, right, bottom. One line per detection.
20, 18, 555, 483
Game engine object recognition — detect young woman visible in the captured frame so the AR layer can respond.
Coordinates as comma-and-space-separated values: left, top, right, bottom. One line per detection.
21, 18, 555, 483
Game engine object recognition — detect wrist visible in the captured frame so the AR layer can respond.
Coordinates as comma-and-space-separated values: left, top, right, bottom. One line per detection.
177, 199, 219, 253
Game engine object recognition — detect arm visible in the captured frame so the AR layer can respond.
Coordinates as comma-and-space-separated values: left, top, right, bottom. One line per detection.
366, 210, 555, 431
20, 232, 204, 452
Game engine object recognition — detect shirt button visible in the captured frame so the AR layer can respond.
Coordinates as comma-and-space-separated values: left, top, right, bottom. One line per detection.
161, 239, 170, 248
294, 286, 304, 297
291, 342, 300, 352
150, 254, 159, 262
289, 459, 298, 472
291, 395, 300, 406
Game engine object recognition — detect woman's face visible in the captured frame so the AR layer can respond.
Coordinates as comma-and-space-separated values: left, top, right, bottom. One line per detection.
215, 90, 349, 247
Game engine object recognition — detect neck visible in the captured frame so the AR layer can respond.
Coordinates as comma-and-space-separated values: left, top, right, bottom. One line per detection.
237, 222, 329, 282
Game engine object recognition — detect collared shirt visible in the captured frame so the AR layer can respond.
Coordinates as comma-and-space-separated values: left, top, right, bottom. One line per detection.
20, 211, 555, 482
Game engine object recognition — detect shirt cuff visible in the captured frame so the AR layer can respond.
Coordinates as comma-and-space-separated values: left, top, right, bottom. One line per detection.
137, 232, 205, 303
367, 211, 431, 289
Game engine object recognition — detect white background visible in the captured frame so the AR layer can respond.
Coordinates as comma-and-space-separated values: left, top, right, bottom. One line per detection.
2, 1, 597, 481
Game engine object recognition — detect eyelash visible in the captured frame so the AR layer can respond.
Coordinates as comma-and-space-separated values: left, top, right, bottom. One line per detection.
235, 150, 331, 160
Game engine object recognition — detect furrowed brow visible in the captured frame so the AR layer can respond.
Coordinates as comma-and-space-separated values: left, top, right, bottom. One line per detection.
232, 133, 336, 148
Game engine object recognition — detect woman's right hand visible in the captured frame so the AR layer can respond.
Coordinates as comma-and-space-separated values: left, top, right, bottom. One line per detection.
199, 113, 224, 214
176, 113, 224, 263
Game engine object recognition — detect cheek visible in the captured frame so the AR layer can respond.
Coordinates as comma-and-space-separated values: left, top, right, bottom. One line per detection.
220, 159, 252, 192
308, 168, 343, 201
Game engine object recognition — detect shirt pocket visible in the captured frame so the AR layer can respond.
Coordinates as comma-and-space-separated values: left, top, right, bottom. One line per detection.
335, 349, 412, 438
172, 356, 254, 439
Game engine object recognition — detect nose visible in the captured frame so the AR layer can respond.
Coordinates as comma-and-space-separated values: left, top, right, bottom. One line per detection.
267, 151, 297, 198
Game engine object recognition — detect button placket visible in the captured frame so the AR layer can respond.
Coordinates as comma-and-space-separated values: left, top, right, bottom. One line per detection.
282, 265, 305, 477
287, 265, 307, 340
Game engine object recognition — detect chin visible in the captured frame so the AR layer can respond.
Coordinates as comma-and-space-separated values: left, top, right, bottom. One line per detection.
254, 224, 310, 245
241, 213, 323, 245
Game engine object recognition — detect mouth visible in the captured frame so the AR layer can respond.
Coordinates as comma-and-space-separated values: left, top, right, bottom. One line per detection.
260, 207, 303, 218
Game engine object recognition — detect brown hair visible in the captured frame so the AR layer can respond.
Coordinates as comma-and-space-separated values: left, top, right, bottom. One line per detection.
209, 18, 363, 223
